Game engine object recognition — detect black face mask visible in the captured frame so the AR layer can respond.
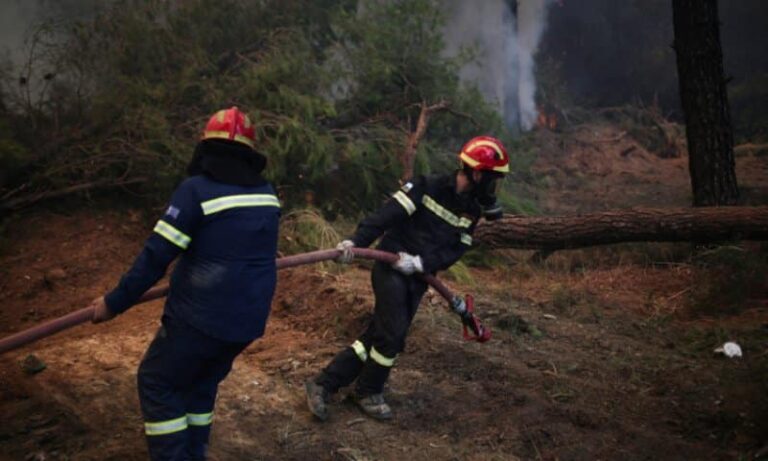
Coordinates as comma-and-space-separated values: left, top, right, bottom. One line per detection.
187, 139, 267, 186
468, 170, 503, 220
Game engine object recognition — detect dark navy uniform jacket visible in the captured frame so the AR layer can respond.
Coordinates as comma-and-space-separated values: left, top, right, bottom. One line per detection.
105, 175, 281, 343
350, 174, 481, 274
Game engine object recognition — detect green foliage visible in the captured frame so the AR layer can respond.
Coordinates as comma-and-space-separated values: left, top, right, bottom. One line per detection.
0, 0, 521, 217
333, 0, 455, 118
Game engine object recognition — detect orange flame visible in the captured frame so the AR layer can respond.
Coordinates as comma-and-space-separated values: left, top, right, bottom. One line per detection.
536, 106, 559, 131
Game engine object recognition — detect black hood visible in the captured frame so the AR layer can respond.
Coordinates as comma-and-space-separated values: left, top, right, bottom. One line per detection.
187, 139, 267, 187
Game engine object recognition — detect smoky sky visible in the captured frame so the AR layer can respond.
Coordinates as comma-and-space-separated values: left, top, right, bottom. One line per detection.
0, 0, 106, 70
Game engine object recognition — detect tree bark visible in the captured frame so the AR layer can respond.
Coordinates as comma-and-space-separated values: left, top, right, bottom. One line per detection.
474, 207, 768, 250
672, 0, 739, 206
400, 100, 448, 182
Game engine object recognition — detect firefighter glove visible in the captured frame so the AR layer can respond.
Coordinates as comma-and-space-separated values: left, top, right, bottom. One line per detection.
392, 252, 423, 275
336, 240, 355, 264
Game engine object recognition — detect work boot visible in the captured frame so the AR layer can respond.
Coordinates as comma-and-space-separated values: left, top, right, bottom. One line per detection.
305, 380, 330, 421
354, 393, 393, 421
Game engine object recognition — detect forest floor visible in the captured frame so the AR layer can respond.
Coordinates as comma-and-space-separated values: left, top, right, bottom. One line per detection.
1, 123, 767, 461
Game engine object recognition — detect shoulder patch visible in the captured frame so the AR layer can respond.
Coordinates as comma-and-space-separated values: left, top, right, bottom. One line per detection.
165, 205, 181, 220
401, 182, 413, 193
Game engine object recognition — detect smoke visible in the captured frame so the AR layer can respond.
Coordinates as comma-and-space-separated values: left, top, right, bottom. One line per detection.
0, 1, 44, 71
0, 0, 105, 72
443, 0, 552, 131
517, 0, 552, 130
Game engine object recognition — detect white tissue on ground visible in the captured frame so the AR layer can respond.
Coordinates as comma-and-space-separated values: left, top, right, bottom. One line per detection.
714, 341, 742, 358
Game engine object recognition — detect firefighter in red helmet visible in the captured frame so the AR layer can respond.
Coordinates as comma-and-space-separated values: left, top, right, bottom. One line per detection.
89, 107, 280, 460
306, 136, 509, 421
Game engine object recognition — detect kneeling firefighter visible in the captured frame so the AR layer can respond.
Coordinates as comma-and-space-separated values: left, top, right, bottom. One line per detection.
87, 107, 280, 461
305, 136, 509, 420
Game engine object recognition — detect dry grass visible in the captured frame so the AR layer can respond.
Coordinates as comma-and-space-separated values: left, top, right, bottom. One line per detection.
279, 208, 345, 272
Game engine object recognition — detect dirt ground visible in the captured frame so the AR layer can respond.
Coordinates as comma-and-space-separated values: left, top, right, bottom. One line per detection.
1, 125, 767, 461
529, 123, 768, 212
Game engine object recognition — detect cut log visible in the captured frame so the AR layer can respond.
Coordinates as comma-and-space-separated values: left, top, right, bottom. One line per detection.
474, 207, 768, 250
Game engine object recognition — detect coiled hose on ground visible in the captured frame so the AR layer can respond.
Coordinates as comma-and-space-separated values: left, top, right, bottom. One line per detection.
0, 248, 482, 355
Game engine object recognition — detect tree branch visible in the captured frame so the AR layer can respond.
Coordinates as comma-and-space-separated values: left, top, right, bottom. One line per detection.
0, 177, 148, 214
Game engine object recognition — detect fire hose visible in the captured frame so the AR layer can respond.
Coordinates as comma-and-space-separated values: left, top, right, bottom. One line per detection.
0, 248, 490, 356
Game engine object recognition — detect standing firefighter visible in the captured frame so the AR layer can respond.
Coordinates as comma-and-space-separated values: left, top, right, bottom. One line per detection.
87, 107, 280, 460
306, 136, 509, 420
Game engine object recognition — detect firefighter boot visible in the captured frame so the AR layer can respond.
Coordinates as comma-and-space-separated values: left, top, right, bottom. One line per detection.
305, 380, 330, 421
354, 393, 393, 421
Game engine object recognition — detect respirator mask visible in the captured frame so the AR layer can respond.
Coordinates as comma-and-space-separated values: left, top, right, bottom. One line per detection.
470, 169, 504, 221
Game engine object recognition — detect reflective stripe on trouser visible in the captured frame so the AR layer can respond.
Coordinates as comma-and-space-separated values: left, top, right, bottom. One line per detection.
316, 261, 427, 396
187, 412, 213, 426
145, 416, 188, 436
138, 316, 251, 461
185, 411, 214, 461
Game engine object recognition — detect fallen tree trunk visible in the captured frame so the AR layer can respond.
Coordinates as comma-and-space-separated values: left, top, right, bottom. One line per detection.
474, 207, 768, 250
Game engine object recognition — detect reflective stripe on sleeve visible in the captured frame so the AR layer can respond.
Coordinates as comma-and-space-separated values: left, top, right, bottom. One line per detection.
351, 340, 368, 362
144, 416, 188, 436
460, 233, 472, 246
201, 194, 281, 215
187, 412, 213, 426
369, 347, 395, 367
153, 220, 191, 249
422, 195, 472, 228
392, 191, 417, 215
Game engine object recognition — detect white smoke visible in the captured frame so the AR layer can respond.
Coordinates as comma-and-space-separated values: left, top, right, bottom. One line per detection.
0, 1, 106, 71
517, 0, 552, 130
0, 1, 44, 71
443, 0, 552, 131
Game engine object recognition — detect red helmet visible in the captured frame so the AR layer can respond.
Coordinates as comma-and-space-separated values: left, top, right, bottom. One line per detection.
201, 106, 256, 149
458, 136, 509, 174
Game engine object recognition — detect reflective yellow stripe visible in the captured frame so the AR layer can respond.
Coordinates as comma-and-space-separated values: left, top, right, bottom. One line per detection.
459, 151, 510, 173
145, 416, 188, 436
370, 347, 395, 367
201, 194, 281, 215
463, 139, 504, 157
187, 412, 213, 426
202, 130, 255, 148
422, 195, 472, 228
351, 340, 368, 362
460, 233, 472, 246
153, 220, 191, 249
392, 191, 417, 215
459, 152, 481, 168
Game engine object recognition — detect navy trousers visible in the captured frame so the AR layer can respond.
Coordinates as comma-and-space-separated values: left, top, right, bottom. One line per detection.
317, 261, 427, 396
137, 316, 251, 461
